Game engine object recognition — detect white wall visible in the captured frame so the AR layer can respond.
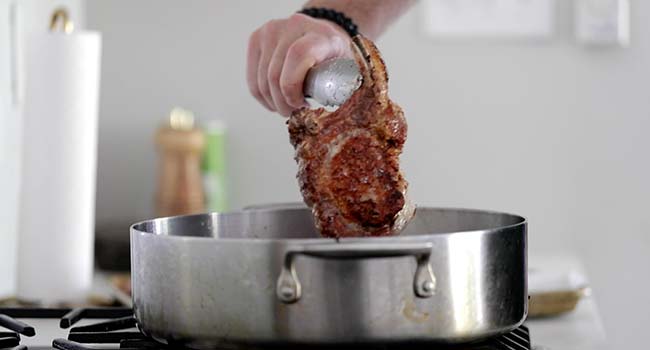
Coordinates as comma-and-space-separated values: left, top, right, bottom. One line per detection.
87, 1, 649, 347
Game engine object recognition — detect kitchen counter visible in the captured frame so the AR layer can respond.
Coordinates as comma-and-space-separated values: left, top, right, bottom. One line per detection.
528, 296, 608, 350
527, 254, 608, 350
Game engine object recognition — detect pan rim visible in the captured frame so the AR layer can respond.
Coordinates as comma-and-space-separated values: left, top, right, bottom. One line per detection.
130, 206, 526, 244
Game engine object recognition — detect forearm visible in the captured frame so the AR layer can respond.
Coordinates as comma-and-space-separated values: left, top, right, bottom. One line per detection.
303, 0, 415, 40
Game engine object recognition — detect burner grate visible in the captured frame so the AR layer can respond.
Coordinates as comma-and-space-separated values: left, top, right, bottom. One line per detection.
0, 332, 20, 349
0, 311, 35, 349
490, 326, 531, 350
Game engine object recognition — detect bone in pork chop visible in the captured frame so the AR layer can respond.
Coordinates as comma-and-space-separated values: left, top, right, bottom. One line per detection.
288, 35, 414, 238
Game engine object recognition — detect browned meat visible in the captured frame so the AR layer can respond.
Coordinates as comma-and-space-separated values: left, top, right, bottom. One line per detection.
288, 35, 414, 238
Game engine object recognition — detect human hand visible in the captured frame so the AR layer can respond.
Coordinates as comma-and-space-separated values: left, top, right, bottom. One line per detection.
247, 13, 352, 117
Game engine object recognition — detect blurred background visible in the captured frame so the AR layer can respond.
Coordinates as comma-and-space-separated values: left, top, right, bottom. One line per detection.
1, 0, 648, 349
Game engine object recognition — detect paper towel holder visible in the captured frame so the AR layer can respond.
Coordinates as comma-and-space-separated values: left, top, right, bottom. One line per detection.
49, 8, 74, 34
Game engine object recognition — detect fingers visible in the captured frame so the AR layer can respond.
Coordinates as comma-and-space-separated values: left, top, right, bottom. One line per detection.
246, 29, 273, 111
268, 37, 296, 117
280, 34, 350, 110
257, 21, 280, 111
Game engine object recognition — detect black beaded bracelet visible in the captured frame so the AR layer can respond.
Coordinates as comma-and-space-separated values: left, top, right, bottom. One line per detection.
299, 7, 359, 37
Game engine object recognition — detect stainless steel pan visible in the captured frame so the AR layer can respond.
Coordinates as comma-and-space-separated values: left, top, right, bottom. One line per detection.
130, 207, 527, 348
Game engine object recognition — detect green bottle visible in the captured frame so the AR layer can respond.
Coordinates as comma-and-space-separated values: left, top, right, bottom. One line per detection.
201, 120, 228, 212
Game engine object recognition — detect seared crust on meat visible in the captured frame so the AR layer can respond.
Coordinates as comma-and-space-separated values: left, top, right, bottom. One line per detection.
288, 35, 414, 237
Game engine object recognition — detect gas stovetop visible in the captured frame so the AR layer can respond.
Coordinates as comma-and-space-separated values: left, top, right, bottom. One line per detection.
0, 307, 532, 350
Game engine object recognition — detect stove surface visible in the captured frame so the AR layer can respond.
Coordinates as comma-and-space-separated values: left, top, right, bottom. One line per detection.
0, 307, 532, 350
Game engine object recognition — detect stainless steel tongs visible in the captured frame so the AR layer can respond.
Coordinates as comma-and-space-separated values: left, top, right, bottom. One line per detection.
303, 58, 362, 107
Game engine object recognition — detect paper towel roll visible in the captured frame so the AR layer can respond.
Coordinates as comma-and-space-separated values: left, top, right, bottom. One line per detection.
17, 31, 101, 304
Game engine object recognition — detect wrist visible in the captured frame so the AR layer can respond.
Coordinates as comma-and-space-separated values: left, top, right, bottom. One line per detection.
302, 0, 416, 40
299, 7, 359, 37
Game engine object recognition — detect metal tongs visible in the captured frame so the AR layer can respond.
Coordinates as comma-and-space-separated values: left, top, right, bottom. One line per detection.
303, 37, 374, 107
303, 58, 361, 107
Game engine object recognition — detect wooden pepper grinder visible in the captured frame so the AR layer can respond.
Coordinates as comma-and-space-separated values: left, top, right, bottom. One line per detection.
155, 107, 206, 217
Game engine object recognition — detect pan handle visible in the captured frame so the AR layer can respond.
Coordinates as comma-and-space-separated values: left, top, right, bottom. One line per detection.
276, 242, 436, 304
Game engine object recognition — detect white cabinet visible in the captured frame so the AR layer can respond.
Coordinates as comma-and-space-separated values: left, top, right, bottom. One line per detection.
420, 0, 555, 38
576, 0, 630, 46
